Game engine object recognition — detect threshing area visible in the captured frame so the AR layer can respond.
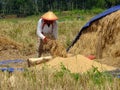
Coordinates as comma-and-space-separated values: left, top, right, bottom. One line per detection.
0, 34, 118, 73
1, 8, 120, 73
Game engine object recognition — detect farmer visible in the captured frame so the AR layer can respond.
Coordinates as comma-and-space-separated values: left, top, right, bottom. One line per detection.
36, 11, 58, 57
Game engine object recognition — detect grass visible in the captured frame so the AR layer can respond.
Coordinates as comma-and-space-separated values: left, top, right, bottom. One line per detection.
0, 65, 119, 90
0, 10, 94, 55
0, 9, 119, 90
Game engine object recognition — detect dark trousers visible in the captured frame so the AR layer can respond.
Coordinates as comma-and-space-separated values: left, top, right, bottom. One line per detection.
38, 39, 43, 57
37, 34, 56, 57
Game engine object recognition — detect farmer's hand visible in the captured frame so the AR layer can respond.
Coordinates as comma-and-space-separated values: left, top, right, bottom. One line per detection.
43, 37, 48, 43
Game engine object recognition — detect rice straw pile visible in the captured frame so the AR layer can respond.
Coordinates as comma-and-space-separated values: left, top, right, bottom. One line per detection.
69, 10, 120, 58
0, 35, 22, 51
43, 39, 67, 58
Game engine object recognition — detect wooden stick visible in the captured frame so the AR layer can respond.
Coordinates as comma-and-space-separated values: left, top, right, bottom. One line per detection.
27, 56, 52, 67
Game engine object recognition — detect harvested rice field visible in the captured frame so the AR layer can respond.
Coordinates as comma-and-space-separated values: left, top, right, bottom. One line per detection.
1, 10, 120, 90
0, 10, 120, 73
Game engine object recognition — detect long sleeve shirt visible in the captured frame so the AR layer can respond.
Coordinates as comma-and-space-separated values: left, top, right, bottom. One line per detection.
37, 19, 58, 40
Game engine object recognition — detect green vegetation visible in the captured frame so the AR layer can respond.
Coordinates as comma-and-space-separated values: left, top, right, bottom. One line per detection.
0, 0, 119, 16
0, 65, 120, 90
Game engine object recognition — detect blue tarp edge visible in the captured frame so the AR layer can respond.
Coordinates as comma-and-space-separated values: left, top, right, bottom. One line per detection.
0, 59, 25, 65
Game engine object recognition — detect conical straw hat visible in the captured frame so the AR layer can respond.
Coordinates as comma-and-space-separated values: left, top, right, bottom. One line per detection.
41, 11, 58, 20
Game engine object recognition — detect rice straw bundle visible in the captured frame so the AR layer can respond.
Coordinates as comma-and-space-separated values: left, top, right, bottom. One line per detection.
0, 35, 22, 51
69, 10, 120, 58
43, 39, 67, 58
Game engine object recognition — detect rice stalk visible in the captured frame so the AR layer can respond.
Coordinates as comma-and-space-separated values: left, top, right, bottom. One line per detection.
43, 39, 67, 58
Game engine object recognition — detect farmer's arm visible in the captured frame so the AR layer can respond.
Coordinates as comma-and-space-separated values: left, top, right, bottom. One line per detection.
36, 19, 45, 40
53, 21, 58, 39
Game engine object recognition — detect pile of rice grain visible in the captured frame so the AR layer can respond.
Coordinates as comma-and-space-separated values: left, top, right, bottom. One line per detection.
43, 39, 67, 58
69, 10, 120, 58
